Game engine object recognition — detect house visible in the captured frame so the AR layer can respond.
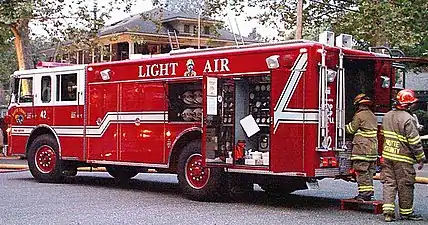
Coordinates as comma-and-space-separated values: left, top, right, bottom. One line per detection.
46, 8, 256, 64
406, 71, 428, 111
0, 88, 8, 118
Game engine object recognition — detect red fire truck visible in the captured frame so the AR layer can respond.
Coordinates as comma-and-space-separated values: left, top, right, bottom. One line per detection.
3, 36, 422, 201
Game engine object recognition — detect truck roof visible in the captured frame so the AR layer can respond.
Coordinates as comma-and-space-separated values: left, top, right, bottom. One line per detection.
13, 64, 86, 77
12, 40, 392, 78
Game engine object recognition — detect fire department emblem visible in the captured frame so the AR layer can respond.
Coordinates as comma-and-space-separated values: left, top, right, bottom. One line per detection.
184, 59, 197, 77
15, 114, 24, 124
11, 108, 26, 124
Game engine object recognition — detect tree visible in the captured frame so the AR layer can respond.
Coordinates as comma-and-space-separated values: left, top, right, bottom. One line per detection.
218, 0, 427, 56
0, 26, 17, 90
153, 0, 226, 16
248, 27, 267, 42
162, 0, 205, 13
221, 0, 353, 39
332, 0, 428, 56
0, 0, 136, 70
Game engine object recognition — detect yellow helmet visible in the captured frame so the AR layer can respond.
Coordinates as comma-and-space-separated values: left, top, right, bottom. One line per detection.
186, 59, 194, 66
353, 93, 373, 106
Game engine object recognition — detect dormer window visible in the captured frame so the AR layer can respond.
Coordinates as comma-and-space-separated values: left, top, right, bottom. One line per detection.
204, 26, 210, 35
184, 24, 190, 33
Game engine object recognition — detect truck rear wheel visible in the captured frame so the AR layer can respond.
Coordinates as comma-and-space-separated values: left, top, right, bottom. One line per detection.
28, 134, 64, 183
177, 140, 226, 201
106, 165, 139, 181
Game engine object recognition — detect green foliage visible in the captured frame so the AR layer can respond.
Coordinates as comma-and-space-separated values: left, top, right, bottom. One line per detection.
0, 0, 137, 69
0, 26, 17, 90
153, 0, 227, 17
221, 0, 352, 38
247, 27, 272, 42
333, 0, 428, 56
217, 0, 427, 56
161, 0, 205, 14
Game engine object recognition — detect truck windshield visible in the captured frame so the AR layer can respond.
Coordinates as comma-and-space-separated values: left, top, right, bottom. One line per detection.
18, 78, 33, 103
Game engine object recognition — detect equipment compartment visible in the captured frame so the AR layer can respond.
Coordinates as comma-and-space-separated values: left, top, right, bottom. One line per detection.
204, 75, 271, 167
168, 82, 203, 122
233, 75, 271, 166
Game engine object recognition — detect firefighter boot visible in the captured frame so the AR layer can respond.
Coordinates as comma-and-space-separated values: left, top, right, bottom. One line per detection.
384, 214, 395, 222
401, 214, 423, 221
353, 194, 373, 201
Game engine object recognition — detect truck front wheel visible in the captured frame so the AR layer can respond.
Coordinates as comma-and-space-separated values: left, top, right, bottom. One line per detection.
177, 140, 225, 201
28, 134, 64, 183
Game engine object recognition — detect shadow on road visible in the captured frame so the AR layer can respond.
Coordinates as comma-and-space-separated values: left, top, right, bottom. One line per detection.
251, 192, 341, 209
12, 173, 341, 210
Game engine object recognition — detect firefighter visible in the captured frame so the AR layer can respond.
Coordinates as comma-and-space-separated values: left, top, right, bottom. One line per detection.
381, 89, 426, 222
345, 93, 378, 201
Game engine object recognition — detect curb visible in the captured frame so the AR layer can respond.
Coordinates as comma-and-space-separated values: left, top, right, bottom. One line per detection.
0, 164, 28, 170
0, 164, 158, 173
0, 164, 106, 172
0, 156, 22, 160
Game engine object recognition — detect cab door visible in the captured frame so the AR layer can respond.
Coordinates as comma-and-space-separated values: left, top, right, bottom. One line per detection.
33, 75, 54, 129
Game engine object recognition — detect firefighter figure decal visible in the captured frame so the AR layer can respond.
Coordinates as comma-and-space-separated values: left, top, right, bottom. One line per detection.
184, 59, 197, 76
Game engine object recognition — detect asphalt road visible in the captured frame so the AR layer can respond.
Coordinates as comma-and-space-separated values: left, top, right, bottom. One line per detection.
1, 171, 428, 225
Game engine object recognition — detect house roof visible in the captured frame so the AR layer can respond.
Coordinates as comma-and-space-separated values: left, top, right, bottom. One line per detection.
99, 8, 256, 43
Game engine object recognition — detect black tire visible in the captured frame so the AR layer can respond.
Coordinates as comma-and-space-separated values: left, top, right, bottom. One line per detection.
28, 134, 64, 183
106, 165, 139, 181
177, 140, 226, 201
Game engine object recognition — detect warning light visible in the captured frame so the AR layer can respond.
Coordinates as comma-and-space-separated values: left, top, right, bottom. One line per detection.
320, 157, 338, 168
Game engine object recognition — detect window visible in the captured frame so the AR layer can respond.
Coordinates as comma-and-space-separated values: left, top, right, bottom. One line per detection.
184, 24, 190, 33
102, 45, 110, 62
56, 73, 77, 101
204, 26, 210, 35
41, 76, 51, 103
394, 67, 405, 89
193, 25, 198, 34
18, 78, 33, 103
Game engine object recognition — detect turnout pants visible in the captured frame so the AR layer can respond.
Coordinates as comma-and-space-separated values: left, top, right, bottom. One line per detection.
352, 160, 376, 197
381, 159, 416, 216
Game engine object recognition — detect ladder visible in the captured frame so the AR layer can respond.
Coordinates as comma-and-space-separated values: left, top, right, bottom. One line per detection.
168, 30, 180, 50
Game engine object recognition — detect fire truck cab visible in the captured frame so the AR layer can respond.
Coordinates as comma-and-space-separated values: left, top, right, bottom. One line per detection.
4, 35, 412, 201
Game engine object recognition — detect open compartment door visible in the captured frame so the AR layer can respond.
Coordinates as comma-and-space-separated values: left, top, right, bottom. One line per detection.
202, 75, 234, 167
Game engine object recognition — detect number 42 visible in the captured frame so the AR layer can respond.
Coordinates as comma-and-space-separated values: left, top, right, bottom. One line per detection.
40, 110, 47, 119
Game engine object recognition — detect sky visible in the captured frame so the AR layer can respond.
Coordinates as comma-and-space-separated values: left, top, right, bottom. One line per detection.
30, 0, 279, 40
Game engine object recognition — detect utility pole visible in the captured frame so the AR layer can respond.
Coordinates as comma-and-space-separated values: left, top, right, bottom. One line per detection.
295, 0, 303, 39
